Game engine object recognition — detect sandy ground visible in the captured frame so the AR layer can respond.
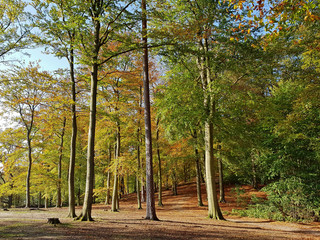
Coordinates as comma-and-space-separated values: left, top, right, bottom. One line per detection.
1, 182, 320, 239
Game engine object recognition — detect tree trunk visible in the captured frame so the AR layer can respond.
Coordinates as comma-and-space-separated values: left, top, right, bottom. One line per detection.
195, 147, 204, 206
156, 118, 163, 206
57, 117, 66, 208
38, 192, 42, 209
68, 48, 77, 218
105, 145, 112, 205
218, 157, 226, 203
204, 120, 224, 219
198, 36, 224, 220
111, 124, 120, 212
45, 195, 48, 209
78, 62, 98, 221
25, 131, 32, 208
252, 151, 258, 189
136, 135, 142, 209
142, 0, 158, 221
172, 171, 177, 196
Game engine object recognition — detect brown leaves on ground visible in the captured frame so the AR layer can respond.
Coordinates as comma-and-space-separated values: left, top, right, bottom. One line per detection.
1, 182, 320, 239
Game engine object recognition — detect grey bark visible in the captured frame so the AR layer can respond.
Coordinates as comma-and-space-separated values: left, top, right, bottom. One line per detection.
111, 124, 120, 212
142, 0, 158, 221
68, 48, 77, 218
197, 36, 224, 220
156, 118, 163, 206
57, 117, 66, 208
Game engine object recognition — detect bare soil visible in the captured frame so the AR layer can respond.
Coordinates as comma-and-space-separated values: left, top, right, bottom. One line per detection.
1, 182, 320, 239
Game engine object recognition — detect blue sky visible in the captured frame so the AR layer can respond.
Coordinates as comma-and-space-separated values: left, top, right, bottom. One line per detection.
0, 47, 68, 72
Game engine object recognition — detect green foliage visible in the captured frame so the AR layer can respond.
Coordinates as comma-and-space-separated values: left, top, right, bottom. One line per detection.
237, 177, 320, 222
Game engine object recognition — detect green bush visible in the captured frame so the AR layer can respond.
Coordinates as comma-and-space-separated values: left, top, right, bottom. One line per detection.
234, 177, 320, 222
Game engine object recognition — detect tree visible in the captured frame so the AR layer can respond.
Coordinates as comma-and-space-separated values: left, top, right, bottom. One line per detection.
32, 0, 80, 217
71, 0, 137, 221
0, 0, 31, 61
0, 63, 51, 208
142, 0, 158, 221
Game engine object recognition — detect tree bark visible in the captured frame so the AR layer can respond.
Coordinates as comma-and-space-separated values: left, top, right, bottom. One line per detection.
25, 130, 32, 208
79, 62, 98, 221
156, 118, 163, 206
218, 157, 226, 203
198, 36, 224, 220
57, 117, 66, 208
142, 0, 158, 221
111, 124, 121, 212
68, 49, 77, 218
136, 131, 142, 209
195, 147, 204, 206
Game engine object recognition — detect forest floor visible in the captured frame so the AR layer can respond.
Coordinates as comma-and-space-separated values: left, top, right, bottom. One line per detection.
1, 182, 320, 239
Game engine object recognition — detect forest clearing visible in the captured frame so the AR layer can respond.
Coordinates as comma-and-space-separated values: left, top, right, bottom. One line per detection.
1, 0, 320, 239
1, 182, 320, 239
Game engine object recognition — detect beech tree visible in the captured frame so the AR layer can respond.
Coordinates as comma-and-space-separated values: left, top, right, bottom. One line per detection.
0, 0, 31, 61
0, 64, 51, 208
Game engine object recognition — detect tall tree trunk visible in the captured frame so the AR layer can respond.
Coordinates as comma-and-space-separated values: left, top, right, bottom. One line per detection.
105, 171, 111, 204
45, 195, 48, 209
142, 0, 158, 221
38, 192, 42, 209
136, 132, 142, 209
105, 145, 112, 205
198, 36, 224, 220
111, 124, 121, 212
68, 48, 77, 218
195, 147, 204, 206
25, 131, 32, 208
218, 157, 226, 203
156, 118, 163, 206
79, 61, 98, 221
57, 117, 66, 208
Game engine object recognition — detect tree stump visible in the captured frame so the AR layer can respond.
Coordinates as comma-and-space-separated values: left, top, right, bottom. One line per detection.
47, 218, 61, 225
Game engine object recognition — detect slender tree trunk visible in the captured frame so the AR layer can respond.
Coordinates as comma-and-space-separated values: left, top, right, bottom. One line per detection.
79, 62, 98, 221
142, 0, 158, 221
156, 118, 163, 206
198, 36, 224, 220
195, 147, 204, 206
38, 192, 42, 209
57, 117, 66, 208
68, 48, 77, 218
218, 157, 226, 203
112, 124, 121, 212
45, 195, 48, 209
105, 145, 112, 205
137, 135, 142, 209
25, 131, 32, 208
172, 171, 177, 196
252, 150, 258, 189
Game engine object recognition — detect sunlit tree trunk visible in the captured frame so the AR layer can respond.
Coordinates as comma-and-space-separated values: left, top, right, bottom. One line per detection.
142, 0, 158, 221
25, 129, 32, 208
68, 49, 77, 218
156, 118, 163, 206
57, 117, 66, 208
198, 36, 224, 220
112, 124, 121, 212
79, 61, 98, 221
136, 128, 142, 209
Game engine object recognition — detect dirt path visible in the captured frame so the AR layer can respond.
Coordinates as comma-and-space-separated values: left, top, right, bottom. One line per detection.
1, 183, 319, 239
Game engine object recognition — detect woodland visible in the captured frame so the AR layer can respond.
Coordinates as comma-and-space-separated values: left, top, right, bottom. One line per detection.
0, 0, 319, 232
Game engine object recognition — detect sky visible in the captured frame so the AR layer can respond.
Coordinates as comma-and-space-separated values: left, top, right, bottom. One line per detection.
0, 47, 69, 131
0, 47, 69, 72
